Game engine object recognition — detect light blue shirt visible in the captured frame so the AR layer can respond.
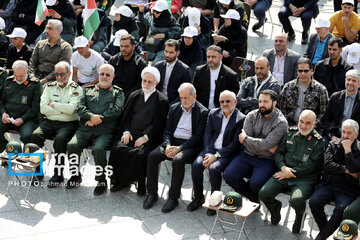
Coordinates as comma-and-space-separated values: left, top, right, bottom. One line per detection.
312, 34, 330, 65
343, 91, 357, 124
173, 104, 194, 140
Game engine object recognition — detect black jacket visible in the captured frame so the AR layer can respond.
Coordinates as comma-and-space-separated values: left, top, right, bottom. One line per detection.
304, 33, 333, 63
6, 43, 32, 70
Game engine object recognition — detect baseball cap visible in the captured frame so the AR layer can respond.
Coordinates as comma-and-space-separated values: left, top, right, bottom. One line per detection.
342, 0, 354, 5
219, 191, 242, 212
347, 43, 360, 64
7, 28, 27, 39
0, 17, 5, 30
181, 26, 198, 37
187, 7, 201, 27
46, 0, 57, 6
219, 0, 231, 4
153, 0, 169, 12
315, 17, 331, 28
220, 9, 240, 20
333, 219, 358, 240
115, 5, 133, 17
73, 36, 89, 48
209, 191, 223, 207
113, 29, 129, 47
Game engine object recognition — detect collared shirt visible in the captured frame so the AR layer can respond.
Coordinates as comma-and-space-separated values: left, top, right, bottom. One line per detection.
294, 82, 309, 123
144, 88, 156, 102
162, 59, 177, 96
214, 110, 234, 150
272, 54, 285, 85
209, 63, 222, 109
173, 104, 194, 140
253, 74, 272, 98
343, 91, 358, 123
312, 34, 329, 65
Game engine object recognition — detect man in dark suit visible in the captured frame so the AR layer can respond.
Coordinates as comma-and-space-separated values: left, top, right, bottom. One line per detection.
193, 45, 239, 109
154, 39, 191, 104
143, 83, 209, 213
187, 90, 245, 215
323, 69, 360, 143
263, 34, 301, 86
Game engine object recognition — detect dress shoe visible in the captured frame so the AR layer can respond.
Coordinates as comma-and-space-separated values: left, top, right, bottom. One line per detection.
301, 30, 309, 45
162, 198, 179, 213
110, 183, 129, 192
93, 180, 107, 196
1, 160, 8, 166
207, 209, 216, 216
47, 175, 64, 188
187, 196, 205, 211
271, 200, 282, 225
66, 175, 82, 189
252, 21, 263, 32
143, 195, 158, 209
288, 31, 295, 41
292, 212, 304, 233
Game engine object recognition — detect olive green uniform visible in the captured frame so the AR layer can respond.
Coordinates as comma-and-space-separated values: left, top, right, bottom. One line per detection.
31, 80, 83, 176
343, 179, 360, 224
67, 84, 124, 182
0, 67, 8, 91
259, 128, 324, 216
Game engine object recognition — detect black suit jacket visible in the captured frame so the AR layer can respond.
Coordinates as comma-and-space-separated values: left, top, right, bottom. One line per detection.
322, 90, 360, 139
154, 59, 191, 104
203, 108, 245, 158
193, 64, 239, 108
304, 33, 333, 62
162, 100, 209, 151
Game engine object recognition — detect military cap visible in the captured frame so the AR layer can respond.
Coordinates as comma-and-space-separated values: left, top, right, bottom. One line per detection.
219, 191, 242, 212
334, 219, 359, 240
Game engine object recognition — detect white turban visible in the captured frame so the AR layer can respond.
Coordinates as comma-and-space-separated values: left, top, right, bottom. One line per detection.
141, 66, 161, 83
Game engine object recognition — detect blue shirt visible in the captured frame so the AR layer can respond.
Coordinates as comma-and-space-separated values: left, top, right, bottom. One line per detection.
342, 91, 358, 125
312, 34, 330, 65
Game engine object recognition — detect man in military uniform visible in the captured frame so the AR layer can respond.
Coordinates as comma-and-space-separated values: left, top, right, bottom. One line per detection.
31, 61, 83, 188
259, 110, 324, 234
0, 60, 42, 153
67, 64, 124, 195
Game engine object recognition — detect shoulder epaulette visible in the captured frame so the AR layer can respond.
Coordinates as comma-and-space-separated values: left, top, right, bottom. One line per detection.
289, 126, 298, 131
28, 76, 39, 82
112, 85, 123, 91
313, 132, 322, 140
47, 81, 57, 86
85, 84, 96, 88
6, 76, 14, 81
69, 82, 79, 88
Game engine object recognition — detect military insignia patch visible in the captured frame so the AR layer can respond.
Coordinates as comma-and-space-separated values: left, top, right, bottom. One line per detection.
72, 92, 79, 96
21, 96, 27, 104
109, 103, 113, 109
302, 154, 309, 162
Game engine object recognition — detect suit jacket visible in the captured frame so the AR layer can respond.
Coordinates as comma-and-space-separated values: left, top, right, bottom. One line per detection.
162, 100, 209, 151
304, 33, 333, 62
263, 48, 301, 85
154, 59, 191, 104
193, 63, 239, 108
322, 90, 360, 139
203, 108, 245, 158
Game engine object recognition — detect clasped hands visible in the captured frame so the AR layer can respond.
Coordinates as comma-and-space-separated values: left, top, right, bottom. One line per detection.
85, 115, 104, 127
165, 145, 181, 159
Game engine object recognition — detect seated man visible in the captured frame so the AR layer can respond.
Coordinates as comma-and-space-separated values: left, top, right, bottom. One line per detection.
236, 57, 281, 114
223, 89, 288, 203
0, 60, 42, 152
313, 37, 353, 97
244, 0, 271, 32
143, 83, 209, 213
279, 58, 329, 128
309, 119, 360, 240
330, 0, 360, 45
108, 67, 169, 195
259, 110, 324, 233
67, 64, 124, 195
31, 61, 83, 188
188, 90, 245, 215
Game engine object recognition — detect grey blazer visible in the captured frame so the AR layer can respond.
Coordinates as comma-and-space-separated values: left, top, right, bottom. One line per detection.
304, 33, 333, 62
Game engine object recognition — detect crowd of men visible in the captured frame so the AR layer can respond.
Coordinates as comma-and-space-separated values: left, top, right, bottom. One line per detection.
0, 0, 360, 239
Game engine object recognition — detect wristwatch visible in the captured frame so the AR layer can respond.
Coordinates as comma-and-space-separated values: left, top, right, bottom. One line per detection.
214, 152, 221, 159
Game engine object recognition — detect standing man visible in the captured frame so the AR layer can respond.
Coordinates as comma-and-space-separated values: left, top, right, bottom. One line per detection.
223, 90, 288, 203
154, 39, 191, 104
6, 28, 32, 73
67, 64, 124, 195
193, 45, 239, 109
31, 61, 83, 188
259, 110, 324, 233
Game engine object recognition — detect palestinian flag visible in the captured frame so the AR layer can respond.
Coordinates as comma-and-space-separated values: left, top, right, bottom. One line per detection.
35, 0, 48, 26
83, 0, 100, 39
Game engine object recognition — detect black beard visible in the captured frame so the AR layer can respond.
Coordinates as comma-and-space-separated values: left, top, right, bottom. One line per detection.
260, 105, 273, 116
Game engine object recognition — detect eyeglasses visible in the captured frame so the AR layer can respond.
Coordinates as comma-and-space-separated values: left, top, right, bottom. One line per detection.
99, 72, 111, 77
220, 100, 232, 104
298, 69, 310, 73
55, 72, 67, 77
154, 10, 161, 14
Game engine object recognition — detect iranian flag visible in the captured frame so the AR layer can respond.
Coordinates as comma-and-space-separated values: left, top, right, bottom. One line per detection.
83, 0, 100, 39
35, 0, 48, 26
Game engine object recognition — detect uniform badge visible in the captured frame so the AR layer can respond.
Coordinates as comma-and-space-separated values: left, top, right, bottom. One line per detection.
21, 96, 27, 104
72, 92, 79, 96
53, 94, 59, 97
287, 141, 293, 144
109, 103, 113, 109
302, 154, 309, 162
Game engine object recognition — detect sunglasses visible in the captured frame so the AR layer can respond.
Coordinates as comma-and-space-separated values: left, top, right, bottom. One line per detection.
298, 69, 310, 73
220, 100, 232, 104
154, 10, 161, 14
100, 72, 111, 77
55, 72, 67, 77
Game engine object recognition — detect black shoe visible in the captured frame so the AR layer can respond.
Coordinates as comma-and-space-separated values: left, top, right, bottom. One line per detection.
292, 212, 304, 233
187, 196, 205, 211
110, 183, 129, 192
47, 175, 64, 188
1, 160, 8, 166
252, 21, 263, 32
162, 198, 179, 213
301, 30, 309, 45
66, 175, 82, 189
207, 209, 216, 216
136, 182, 146, 196
143, 195, 158, 209
271, 200, 282, 225
93, 180, 107, 196
288, 31, 295, 41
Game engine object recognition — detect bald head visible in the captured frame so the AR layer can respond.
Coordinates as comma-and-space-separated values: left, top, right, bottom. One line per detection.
274, 33, 289, 54
298, 110, 316, 136
255, 57, 270, 81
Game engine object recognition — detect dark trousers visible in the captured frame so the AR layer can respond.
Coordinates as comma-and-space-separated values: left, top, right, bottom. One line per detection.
191, 150, 232, 199
278, 5, 317, 34
223, 151, 276, 202
31, 120, 78, 176
343, 196, 360, 224
309, 183, 356, 239
253, 0, 272, 24
146, 140, 199, 199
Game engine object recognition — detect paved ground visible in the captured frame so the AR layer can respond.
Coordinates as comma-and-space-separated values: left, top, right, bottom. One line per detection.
1, 0, 360, 239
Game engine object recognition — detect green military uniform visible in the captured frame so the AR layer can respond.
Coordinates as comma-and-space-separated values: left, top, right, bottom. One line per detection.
67, 83, 124, 182
31, 80, 83, 176
0, 75, 42, 151
0, 67, 8, 91
259, 127, 324, 216
343, 178, 360, 224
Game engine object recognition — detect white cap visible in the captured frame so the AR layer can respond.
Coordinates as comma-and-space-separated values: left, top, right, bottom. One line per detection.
46, 0, 57, 6
115, 5, 133, 17
181, 26, 198, 37
219, 0, 231, 4
0, 17, 5, 30
73, 36, 89, 48
141, 66, 160, 83
220, 9, 240, 20
153, 0, 169, 12
342, 0, 354, 5
187, 7, 201, 27
7, 28, 27, 38
347, 43, 360, 64
315, 16, 330, 28
209, 191, 223, 206
113, 29, 129, 47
